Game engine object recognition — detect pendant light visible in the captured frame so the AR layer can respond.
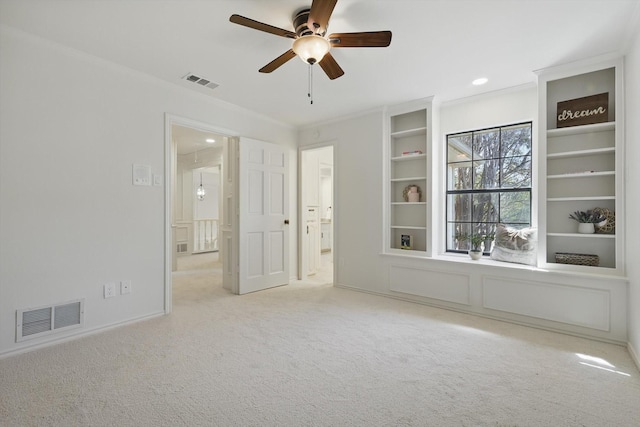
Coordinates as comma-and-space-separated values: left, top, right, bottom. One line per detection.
196, 173, 205, 201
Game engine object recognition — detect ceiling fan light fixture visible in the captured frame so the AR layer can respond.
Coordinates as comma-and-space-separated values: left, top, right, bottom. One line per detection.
292, 35, 330, 65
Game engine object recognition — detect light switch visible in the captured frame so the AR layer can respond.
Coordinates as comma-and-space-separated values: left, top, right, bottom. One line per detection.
153, 174, 163, 186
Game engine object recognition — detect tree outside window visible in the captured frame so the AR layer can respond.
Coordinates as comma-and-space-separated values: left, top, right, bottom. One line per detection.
446, 122, 532, 254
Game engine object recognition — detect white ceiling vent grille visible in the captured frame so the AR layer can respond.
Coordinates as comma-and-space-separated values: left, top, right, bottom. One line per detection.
182, 73, 219, 90
16, 299, 84, 342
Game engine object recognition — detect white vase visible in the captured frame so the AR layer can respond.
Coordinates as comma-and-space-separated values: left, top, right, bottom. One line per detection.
469, 250, 482, 260
578, 223, 595, 234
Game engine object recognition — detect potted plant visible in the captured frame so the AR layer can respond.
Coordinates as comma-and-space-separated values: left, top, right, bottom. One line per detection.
569, 210, 607, 234
456, 232, 488, 260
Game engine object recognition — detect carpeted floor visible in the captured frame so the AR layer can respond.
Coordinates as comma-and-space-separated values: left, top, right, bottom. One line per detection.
1, 253, 639, 426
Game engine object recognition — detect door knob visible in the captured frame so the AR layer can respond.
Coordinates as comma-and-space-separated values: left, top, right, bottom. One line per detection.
284, 219, 290, 225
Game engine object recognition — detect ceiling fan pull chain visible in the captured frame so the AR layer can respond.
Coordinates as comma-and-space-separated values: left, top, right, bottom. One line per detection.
308, 64, 314, 105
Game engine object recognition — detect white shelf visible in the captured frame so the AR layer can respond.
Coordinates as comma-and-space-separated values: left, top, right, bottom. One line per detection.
547, 171, 614, 179
386, 104, 431, 254
547, 147, 614, 159
390, 176, 427, 182
547, 232, 615, 239
391, 154, 426, 161
539, 60, 623, 276
391, 225, 427, 230
547, 196, 615, 202
391, 127, 427, 138
547, 121, 615, 137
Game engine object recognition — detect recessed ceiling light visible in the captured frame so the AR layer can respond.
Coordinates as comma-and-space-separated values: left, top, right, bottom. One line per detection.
206, 138, 216, 143
472, 77, 488, 86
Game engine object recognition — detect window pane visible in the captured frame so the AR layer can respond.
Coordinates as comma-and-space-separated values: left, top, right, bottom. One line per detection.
447, 133, 472, 163
501, 124, 532, 158
472, 192, 499, 223
450, 222, 471, 251
501, 156, 531, 188
448, 162, 472, 190
500, 191, 531, 223
473, 159, 500, 189
473, 129, 500, 160
447, 194, 471, 221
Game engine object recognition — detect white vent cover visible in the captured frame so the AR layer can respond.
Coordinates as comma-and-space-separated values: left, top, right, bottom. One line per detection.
182, 73, 219, 90
16, 299, 84, 342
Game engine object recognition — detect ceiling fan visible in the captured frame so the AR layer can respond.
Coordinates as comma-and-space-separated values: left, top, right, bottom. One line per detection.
229, 0, 392, 80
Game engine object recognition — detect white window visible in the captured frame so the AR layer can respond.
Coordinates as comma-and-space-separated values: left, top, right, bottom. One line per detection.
446, 122, 532, 254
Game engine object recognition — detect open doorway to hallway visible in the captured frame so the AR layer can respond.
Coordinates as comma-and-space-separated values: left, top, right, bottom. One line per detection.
300, 145, 334, 285
168, 121, 232, 307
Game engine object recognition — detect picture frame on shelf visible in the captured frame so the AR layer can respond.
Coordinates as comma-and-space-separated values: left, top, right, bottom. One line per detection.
400, 234, 413, 250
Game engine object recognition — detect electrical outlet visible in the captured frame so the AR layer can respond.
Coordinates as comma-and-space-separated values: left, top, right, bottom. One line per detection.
104, 282, 116, 299
120, 280, 132, 295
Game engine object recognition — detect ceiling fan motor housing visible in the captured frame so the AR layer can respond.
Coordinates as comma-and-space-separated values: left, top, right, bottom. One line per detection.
293, 8, 320, 37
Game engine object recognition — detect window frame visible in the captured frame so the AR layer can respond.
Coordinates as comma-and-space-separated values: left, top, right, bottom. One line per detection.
445, 121, 533, 255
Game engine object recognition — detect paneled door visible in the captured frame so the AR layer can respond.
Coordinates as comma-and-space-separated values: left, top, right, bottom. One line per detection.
237, 137, 289, 294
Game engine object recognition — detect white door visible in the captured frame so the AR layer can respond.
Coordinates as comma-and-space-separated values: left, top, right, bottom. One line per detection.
237, 137, 289, 294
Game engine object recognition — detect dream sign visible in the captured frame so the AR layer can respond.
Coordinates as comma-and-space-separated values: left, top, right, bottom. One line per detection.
556, 93, 608, 128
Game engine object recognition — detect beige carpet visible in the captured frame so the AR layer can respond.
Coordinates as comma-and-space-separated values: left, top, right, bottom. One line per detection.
1, 254, 639, 426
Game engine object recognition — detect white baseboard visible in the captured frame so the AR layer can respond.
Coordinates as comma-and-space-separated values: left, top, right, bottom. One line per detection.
628, 341, 640, 373
0, 311, 165, 360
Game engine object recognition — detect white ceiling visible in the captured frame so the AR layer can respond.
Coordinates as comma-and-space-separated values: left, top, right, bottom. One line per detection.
172, 125, 224, 155
1, 0, 639, 128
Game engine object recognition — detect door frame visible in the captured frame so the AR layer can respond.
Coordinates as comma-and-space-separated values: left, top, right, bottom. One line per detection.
164, 114, 238, 314
298, 141, 336, 282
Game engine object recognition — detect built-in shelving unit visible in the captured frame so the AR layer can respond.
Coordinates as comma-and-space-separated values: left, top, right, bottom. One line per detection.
536, 57, 624, 275
384, 99, 433, 255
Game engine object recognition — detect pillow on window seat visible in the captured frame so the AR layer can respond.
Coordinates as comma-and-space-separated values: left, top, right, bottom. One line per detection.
490, 224, 537, 266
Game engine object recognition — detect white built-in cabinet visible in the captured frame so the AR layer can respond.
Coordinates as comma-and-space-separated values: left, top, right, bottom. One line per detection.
536, 57, 624, 275
384, 98, 433, 255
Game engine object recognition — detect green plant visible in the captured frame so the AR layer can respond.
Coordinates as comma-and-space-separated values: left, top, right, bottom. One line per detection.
568, 210, 606, 224
456, 232, 489, 251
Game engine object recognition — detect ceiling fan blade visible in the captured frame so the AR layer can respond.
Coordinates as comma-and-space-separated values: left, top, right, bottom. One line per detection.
308, 0, 338, 34
259, 50, 297, 73
319, 52, 344, 80
328, 31, 392, 48
229, 14, 296, 39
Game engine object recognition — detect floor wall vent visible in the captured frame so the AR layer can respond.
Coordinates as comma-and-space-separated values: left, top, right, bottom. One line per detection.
16, 299, 84, 342
177, 243, 188, 254
182, 73, 219, 90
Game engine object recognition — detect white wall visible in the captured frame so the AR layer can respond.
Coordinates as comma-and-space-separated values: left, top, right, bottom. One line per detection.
625, 26, 640, 362
0, 26, 297, 356
300, 111, 387, 291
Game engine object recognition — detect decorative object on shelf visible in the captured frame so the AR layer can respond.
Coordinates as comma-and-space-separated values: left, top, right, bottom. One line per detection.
400, 234, 413, 250
401, 150, 423, 156
556, 92, 608, 128
568, 209, 607, 234
489, 224, 537, 266
592, 207, 615, 234
555, 252, 599, 267
402, 185, 422, 202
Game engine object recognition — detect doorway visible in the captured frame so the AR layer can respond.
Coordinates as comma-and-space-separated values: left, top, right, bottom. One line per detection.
164, 115, 237, 313
299, 144, 334, 284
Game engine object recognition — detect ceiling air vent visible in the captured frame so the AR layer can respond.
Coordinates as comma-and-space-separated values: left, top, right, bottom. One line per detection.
182, 73, 219, 90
